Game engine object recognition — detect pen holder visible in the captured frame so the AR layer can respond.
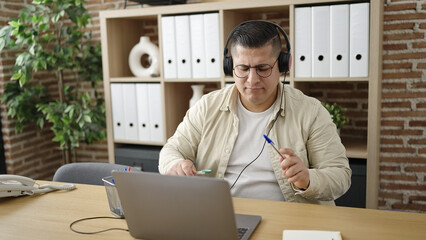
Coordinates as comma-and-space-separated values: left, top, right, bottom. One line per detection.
102, 176, 124, 218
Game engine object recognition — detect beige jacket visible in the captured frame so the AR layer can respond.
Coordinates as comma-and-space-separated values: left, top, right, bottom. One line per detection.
159, 83, 351, 205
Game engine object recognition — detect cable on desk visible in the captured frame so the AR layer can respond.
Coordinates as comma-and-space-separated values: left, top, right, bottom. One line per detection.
70, 216, 129, 234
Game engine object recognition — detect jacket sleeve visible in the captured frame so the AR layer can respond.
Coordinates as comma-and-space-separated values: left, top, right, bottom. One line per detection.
295, 102, 352, 201
158, 99, 205, 174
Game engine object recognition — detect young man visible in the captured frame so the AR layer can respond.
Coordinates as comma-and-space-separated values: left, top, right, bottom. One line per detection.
159, 21, 351, 205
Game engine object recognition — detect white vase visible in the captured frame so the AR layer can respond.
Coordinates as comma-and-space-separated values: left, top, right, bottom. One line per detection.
128, 36, 160, 77
189, 85, 205, 108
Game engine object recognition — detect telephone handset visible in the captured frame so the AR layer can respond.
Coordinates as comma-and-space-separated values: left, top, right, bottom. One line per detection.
0, 174, 75, 198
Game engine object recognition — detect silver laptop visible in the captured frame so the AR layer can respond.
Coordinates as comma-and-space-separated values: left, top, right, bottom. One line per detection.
112, 171, 261, 240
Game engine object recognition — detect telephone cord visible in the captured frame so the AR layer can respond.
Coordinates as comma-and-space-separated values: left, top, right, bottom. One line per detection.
70, 216, 129, 234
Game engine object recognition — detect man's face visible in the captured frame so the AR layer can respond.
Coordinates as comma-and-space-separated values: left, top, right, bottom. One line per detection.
232, 44, 280, 112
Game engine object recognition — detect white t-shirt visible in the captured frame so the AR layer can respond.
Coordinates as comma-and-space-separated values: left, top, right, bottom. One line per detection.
224, 96, 285, 201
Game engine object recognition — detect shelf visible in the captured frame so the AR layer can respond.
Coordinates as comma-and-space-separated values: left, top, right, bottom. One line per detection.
101, 1, 291, 19
114, 139, 164, 146
163, 78, 222, 83
342, 137, 367, 159
110, 77, 161, 83
223, 4, 290, 15
294, 77, 369, 82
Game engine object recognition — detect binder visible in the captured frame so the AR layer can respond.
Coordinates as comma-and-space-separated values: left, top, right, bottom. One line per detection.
175, 15, 192, 79
110, 83, 125, 140
312, 6, 330, 78
122, 83, 138, 141
147, 83, 164, 143
330, 4, 349, 77
203, 13, 221, 78
189, 14, 206, 78
350, 3, 370, 77
135, 84, 151, 142
161, 16, 177, 79
295, 7, 312, 78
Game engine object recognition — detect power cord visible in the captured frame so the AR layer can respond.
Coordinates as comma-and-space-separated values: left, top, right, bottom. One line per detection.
70, 216, 129, 235
229, 74, 287, 190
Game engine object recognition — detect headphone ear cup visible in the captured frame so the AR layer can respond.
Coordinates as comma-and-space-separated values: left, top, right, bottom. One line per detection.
223, 56, 234, 76
278, 52, 291, 73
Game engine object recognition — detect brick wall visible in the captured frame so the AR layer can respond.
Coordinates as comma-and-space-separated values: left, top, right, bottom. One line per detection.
0, 0, 425, 212
0, 0, 123, 178
308, 82, 369, 139
379, 0, 426, 212
1, 0, 61, 179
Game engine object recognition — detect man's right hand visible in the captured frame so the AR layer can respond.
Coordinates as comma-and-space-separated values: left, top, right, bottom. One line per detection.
165, 159, 196, 176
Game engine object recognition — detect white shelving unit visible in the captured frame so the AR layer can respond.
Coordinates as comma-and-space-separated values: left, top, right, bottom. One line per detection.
100, 0, 383, 208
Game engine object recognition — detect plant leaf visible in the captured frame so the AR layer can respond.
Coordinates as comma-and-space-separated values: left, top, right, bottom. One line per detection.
83, 115, 91, 123
0, 38, 5, 52
11, 72, 22, 80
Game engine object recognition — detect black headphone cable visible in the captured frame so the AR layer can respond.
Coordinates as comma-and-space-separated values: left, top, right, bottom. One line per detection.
229, 74, 287, 190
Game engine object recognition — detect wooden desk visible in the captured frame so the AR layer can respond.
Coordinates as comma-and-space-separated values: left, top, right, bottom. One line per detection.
0, 181, 425, 240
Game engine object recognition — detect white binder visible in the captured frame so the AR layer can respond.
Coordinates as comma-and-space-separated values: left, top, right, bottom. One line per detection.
330, 4, 349, 77
190, 14, 206, 78
312, 6, 330, 78
175, 15, 192, 79
122, 83, 138, 141
203, 13, 221, 78
295, 7, 312, 78
161, 16, 177, 79
135, 84, 151, 142
147, 83, 164, 143
110, 83, 125, 140
350, 3, 370, 77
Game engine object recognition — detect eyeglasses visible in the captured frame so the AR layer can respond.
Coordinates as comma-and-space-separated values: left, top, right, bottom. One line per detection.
233, 57, 279, 78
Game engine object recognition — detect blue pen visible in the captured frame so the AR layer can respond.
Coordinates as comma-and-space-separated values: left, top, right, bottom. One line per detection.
264, 134, 298, 191
263, 134, 286, 159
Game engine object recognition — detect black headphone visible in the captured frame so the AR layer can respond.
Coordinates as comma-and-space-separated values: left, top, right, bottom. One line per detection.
223, 20, 292, 76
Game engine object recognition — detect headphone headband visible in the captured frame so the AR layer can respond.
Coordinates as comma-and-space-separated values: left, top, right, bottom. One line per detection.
223, 20, 291, 56
223, 20, 292, 75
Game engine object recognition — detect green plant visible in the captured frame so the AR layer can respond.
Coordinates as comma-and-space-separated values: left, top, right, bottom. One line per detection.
322, 102, 349, 129
0, 0, 105, 163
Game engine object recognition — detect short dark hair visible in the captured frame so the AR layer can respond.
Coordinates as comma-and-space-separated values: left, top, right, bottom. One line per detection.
229, 21, 281, 58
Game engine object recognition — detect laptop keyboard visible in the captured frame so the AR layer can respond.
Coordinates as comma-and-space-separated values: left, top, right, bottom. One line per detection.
237, 227, 249, 240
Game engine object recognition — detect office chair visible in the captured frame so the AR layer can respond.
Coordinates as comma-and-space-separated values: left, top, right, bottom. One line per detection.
53, 162, 133, 186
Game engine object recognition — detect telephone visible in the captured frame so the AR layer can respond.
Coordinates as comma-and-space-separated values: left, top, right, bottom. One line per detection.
0, 174, 76, 198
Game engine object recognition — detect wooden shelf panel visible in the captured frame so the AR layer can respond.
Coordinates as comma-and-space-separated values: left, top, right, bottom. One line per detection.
105, 18, 159, 78
342, 137, 367, 159
223, 5, 290, 15
101, 1, 291, 19
111, 78, 222, 84
163, 78, 222, 83
294, 77, 369, 82
114, 139, 164, 146
110, 77, 161, 83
